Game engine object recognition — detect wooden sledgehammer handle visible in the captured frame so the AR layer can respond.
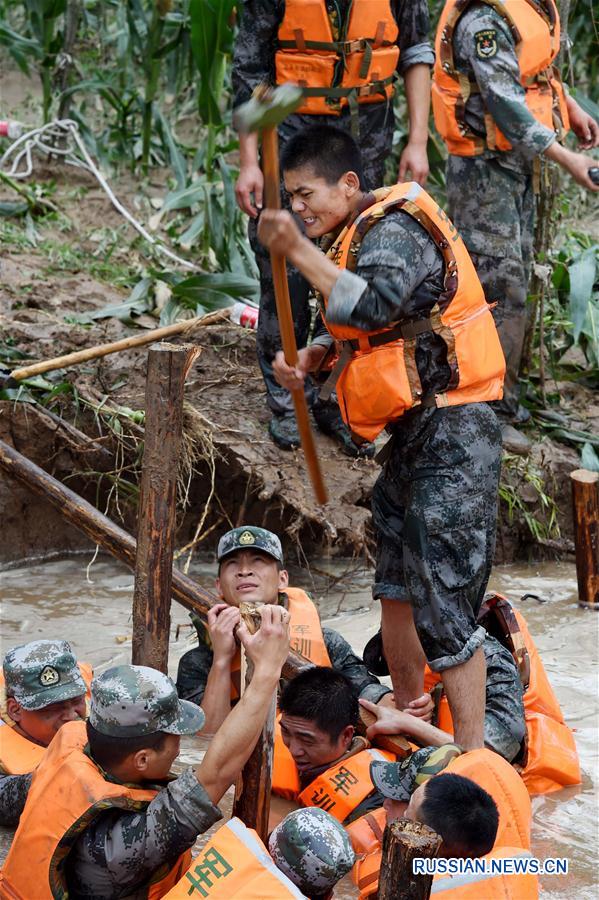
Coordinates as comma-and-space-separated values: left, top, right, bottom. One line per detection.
8, 309, 229, 382
262, 126, 328, 505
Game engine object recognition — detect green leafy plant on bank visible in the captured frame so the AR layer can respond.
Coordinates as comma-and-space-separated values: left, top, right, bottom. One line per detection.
499, 454, 560, 543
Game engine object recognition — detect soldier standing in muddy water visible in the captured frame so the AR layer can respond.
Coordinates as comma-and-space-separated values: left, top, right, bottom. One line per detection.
432, 0, 599, 455
259, 124, 505, 752
233, 0, 434, 455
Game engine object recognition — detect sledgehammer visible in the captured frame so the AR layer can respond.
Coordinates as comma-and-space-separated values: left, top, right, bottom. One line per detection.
234, 84, 328, 506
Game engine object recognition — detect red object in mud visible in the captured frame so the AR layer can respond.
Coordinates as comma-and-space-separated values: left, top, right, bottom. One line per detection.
230, 301, 259, 330
0, 120, 23, 139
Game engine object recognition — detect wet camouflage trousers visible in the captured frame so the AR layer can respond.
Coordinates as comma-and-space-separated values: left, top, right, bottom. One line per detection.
372, 402, 502, 671
447, 155, 535, 421
482, 634, 526, 762
249, 108, 394, 414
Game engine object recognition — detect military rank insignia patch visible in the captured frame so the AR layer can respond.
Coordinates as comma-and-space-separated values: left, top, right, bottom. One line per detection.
475, 29, 498, 59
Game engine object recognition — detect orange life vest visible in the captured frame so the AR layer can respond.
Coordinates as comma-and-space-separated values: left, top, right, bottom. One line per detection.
0, 720, 191, 900
0, 660, 94, 776
424, 595, 581, 794
322, 182, 505, 442
229, 588, 331, 700
163, 817, 306, 898
349, 749, 532, 898
275, 0, 399, 116
432, 0, 569, 156
299, 747, 395, 823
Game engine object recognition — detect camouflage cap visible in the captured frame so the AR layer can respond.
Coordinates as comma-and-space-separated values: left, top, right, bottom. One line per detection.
217, 526, 284, 564
370, 743, 463, 802
3, 639, 86, 711
268, 808, 355, 894
89, 665, 205, 737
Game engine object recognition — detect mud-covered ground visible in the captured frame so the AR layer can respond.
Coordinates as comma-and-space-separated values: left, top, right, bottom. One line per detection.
1, 161, 596, 567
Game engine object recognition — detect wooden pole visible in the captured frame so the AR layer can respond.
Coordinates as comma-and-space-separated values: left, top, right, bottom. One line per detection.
131, 343, 199, 671
570, 468, 599, 607
232, 604, 276, 840
7, 308, 229, 382
261, 126, 328, 506
0, 438, 310, 680
377, 819, 441, 900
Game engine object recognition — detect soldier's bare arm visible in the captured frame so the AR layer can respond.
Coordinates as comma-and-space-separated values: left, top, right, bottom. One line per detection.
544, 140, 599, 192
398, 64, 430, 184
359, 698, 453, 747
194, 605, 290, 803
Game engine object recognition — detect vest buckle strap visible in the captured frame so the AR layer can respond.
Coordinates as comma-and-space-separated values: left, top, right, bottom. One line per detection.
347, 318, 433, 351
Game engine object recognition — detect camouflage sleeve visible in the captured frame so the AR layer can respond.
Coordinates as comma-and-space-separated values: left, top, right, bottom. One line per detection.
232, 0, 282, 107
175, 644, 214, 706
0, 771, 32, 827
322, 627, 392, 703
326, 212, 444, 331
66, 768, 222, 897
453, 6, 555, 157
394, 0, 435, 73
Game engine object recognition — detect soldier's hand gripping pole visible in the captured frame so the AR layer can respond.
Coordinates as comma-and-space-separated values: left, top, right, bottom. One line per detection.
234, 85, 328, 505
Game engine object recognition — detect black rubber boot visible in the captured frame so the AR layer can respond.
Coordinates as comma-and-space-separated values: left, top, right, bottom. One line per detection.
269, 413, 300, 450
312, 403, 375, 459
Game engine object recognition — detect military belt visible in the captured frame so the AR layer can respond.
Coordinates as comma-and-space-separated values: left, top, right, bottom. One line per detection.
347, 317, 433, 351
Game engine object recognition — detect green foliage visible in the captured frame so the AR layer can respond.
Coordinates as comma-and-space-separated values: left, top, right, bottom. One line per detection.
499, 454, 560, 543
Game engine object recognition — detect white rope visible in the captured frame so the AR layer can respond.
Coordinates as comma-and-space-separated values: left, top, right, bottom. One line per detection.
1, 119, 200, 272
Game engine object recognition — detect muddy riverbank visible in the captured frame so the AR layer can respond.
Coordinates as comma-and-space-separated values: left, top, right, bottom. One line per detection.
1, 555, 597, 898
2, 160, 596, 567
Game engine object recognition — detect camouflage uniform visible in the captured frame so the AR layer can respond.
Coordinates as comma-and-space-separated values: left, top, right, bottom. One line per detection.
0, 640, 87, 827
269, 807, 355, 895
9, 665, 222, 898
315, 210, 502, 672
177, 525, 392, 705
444, 0, 558, 421
233, 0, 434, 417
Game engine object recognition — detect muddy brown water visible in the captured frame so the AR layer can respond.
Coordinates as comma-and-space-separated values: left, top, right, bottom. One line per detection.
1, 556, 597, 898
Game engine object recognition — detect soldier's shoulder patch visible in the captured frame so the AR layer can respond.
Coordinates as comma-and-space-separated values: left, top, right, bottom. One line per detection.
475, 29, 498, 60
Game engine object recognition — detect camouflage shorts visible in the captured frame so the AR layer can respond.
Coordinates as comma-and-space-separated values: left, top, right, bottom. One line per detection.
372, 403, 502, 672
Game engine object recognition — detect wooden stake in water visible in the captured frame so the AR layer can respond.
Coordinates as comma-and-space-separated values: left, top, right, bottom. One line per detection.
377, 818, 441, 900
570, 468, 599, 607
132, 342, 200, 672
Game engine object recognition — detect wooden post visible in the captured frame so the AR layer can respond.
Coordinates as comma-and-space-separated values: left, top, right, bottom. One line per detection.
570, 469, 599, 607
232, 604, 276, 841
131, 343, 199, 671
377, 819, 442, 900
0, 438, 317, 679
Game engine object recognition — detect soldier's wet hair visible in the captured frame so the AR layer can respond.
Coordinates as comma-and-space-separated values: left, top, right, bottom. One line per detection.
281, 124, 366, 190
87, 722, 169, 769
419, 773, 499, 858
279, 666, 359, 741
